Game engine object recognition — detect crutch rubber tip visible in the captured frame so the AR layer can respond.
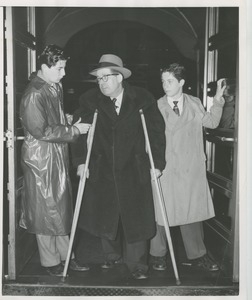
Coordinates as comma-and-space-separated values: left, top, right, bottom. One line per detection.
176, 279, 181, 285
61, 276, 67, 282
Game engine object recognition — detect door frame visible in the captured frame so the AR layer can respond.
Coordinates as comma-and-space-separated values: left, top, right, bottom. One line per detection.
5, 6, 17, 280
0, 6, 5, 281
203, 7, 239, 282
4, 6, 37, 280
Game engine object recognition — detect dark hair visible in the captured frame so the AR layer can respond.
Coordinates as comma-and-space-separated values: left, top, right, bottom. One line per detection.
160, 63, 186, 82
38, 44, 69, 68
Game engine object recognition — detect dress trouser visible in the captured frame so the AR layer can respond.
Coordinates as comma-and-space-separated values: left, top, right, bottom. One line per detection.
101, 219, 148, 272
150, 222, 207, 260
36, 234, 74, 267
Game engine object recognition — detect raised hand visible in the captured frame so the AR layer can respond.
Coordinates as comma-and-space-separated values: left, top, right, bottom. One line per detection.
215, 78, 226, 102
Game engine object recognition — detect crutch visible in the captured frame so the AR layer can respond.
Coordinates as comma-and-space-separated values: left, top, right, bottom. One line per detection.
139, 109, 181, 285
62, 109, 98, 280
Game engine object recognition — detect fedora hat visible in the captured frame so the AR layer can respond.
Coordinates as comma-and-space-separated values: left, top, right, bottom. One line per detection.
89, 54, 132, 79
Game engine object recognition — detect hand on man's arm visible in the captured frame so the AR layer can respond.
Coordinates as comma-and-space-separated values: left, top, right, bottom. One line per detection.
73, 118, 91, 135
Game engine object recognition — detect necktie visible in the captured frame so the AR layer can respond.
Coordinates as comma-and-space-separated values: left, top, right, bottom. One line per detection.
173, 101, 180, 116
112, 98, 118, 113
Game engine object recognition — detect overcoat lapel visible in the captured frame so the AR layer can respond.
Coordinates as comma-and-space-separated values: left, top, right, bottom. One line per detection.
96, 88, 137, 125
116, 91, 136, 123
159, 95, 197, 132
98, 93, 118, 122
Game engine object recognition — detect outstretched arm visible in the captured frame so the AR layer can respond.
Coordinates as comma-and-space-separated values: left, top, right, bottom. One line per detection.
202, 79, 226, 128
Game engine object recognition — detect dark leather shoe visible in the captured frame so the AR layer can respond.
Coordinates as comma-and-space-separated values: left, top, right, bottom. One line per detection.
132, 269, 148, 280
101, 258, 122, 269
62, 259, 90, 271
190, 254, 219, 272
152, 256, 167, 271
45, 263, 64, 276
153, 262, 167, 271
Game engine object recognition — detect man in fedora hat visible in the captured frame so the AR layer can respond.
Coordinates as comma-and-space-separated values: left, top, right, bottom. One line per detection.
71, 54, 166, 279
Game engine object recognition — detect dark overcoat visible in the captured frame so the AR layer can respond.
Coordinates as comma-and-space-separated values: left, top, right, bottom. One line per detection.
71, 83, 166, 243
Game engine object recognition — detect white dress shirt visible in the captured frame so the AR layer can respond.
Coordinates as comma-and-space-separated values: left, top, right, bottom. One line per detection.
111, 89, 124, 114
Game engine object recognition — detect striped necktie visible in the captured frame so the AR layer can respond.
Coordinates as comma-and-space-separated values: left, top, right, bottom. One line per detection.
112, 98, 118, 113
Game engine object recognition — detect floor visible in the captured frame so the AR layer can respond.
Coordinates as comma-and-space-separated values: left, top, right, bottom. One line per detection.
2, 227, 239, 296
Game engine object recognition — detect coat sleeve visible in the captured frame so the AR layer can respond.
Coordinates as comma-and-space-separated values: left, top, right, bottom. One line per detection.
144, 98, 166, 171
70, 92, 96, 168
193, 96, 225, 129
20, 90, 79, 143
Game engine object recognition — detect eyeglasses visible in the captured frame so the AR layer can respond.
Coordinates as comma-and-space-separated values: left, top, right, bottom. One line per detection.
96, 73, 118, 83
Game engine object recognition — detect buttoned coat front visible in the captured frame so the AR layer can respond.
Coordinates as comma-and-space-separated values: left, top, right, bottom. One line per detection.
71, 83, 166, 243
152, 93, 224, 227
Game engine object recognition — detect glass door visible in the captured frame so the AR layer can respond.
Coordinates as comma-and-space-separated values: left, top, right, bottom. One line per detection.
203, 7, 239, 282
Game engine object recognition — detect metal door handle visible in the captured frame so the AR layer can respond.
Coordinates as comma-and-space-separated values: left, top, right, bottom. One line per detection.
216, 136, 235, 142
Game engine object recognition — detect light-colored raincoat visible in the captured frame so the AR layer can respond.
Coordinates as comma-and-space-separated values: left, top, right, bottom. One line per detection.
19, 74, 79, 235
152, 93, 224, 227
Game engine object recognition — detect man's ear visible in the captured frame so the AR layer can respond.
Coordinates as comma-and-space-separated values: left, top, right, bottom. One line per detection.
117, 73, 123, 83
179, 79, 185, 87
41, 63, 49, 72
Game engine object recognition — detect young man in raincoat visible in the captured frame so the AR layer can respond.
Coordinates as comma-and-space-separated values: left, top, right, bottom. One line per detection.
19, 45, 91, 276
150, 63, 226, 272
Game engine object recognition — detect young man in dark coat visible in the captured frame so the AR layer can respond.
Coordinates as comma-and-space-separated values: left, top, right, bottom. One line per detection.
71, 54, 166, 279
19, 45, 91, 276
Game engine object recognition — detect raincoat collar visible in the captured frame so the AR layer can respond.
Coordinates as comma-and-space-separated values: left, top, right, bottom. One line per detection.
159, 94, 198, 131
